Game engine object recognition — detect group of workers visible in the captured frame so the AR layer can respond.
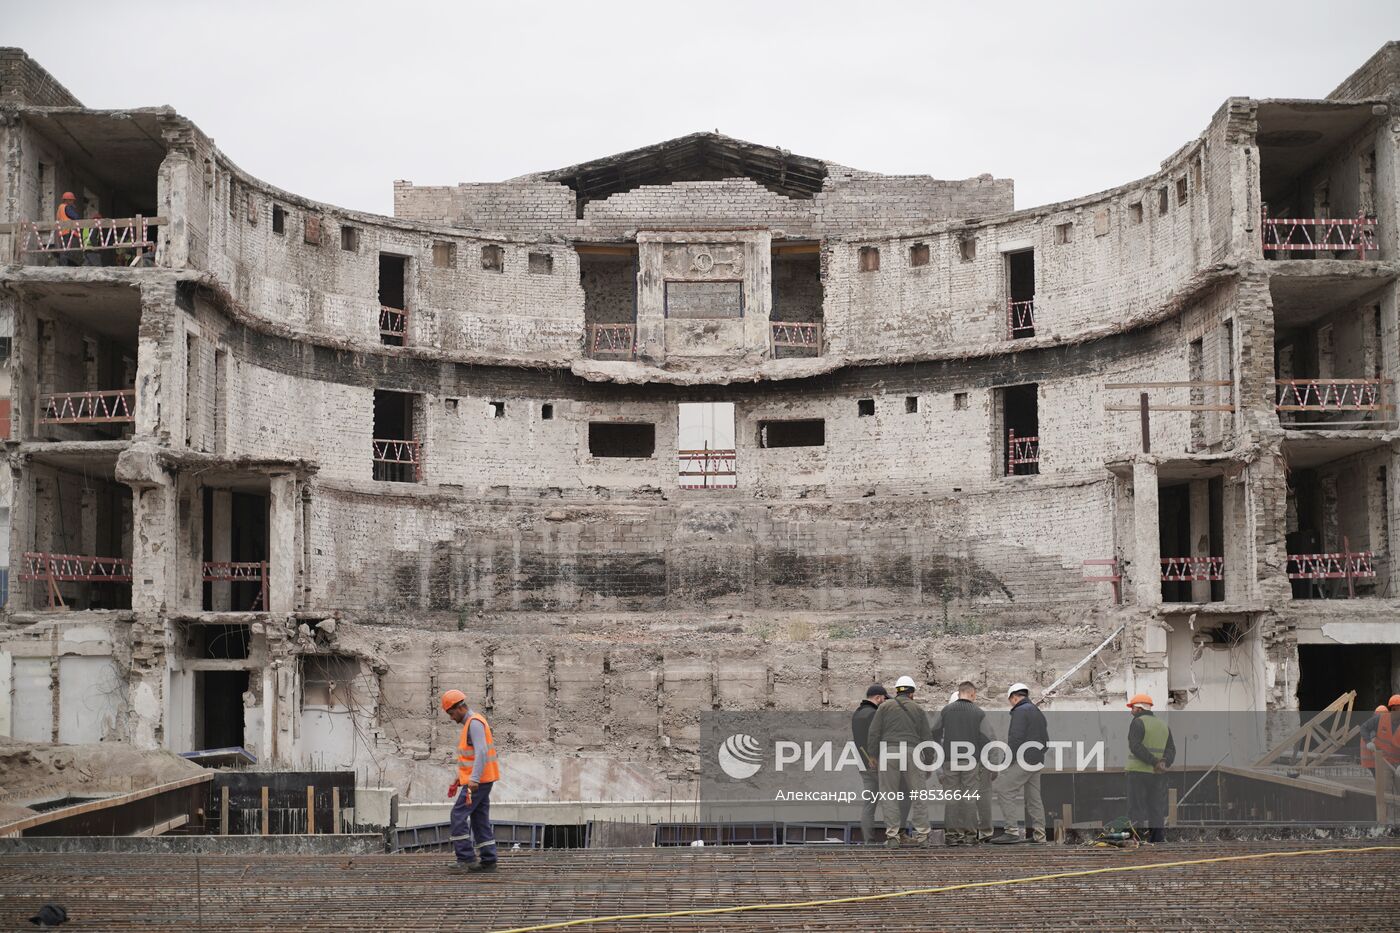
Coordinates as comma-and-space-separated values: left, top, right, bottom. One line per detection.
1360, 694, 1400, 816
852, 678, 1175, 846
50, 191, 146, 266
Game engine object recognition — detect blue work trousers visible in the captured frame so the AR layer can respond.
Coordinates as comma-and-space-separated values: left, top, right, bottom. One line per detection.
450, 780, 497, 864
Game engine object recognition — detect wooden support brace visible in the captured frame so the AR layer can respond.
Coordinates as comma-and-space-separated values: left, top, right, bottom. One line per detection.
332, 787, 341, 835
307, 785, 315, 835
261, 786, 269, 835
1060, 802, 1073, 845
220, 786, 229, 836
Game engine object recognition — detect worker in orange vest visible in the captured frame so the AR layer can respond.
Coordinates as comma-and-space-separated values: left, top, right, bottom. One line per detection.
1373, 694, 1400, 819
441, 689, 500, 872
1360, 705, 1387, 775
54, 191, 83, 266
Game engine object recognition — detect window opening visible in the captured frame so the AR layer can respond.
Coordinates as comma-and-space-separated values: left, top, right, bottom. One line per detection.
589, 422, 655, 458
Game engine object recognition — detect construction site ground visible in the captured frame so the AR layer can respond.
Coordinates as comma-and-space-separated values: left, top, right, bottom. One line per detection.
2, 840, 1397, 931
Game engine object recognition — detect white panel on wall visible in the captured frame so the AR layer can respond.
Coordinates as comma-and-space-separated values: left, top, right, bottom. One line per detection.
11, 657, 52, 742
57, 656, 119, 744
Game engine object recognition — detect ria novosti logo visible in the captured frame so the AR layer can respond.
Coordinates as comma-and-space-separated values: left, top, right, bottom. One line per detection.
714, 733, 1108, 781
717, 733, 764, 779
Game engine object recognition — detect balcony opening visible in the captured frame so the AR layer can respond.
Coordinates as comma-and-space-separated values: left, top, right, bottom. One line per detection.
20, 458, 133, 610
1159, 478, 1224, 603
201, 488, 270, 611
11, 110, 165, 268
373, 390, 421, 483
1297, 644, 1392, 713
378, 254, 408, 346
1272, 283, 1392, 429
579, 246, 638, 359
678, 402, 735, 489
589, 422, 655, 459
759, 419, 824, 448
996, 384, 1039, 476
1006, 248, 1035, 339
1257, 100, 1381, 259
1285, 455, 1386, 598
29, 284, 141, 443
770, 243, 823, 358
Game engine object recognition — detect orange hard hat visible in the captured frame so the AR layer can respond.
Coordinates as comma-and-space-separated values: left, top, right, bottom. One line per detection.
440, 689, 466, 712
1378, 705, 1390, 714
60, 191, 76, 200
1389, 694, 1400, 708
1126, 693, 1154, 709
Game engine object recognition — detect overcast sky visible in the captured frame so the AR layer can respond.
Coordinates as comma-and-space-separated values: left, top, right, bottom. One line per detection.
8, 2, 1399, 216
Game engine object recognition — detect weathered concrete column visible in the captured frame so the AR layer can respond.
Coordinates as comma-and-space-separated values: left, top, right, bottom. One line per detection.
211, 489, 232, 610
7, 461, 34, 610
1132, 458, 1162, 607
267, 474, 296, 613
117, 444, 177, 613
1189, 479, 1212, 603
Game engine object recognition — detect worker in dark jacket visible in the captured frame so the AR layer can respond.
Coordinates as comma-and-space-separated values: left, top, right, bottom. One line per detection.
851, 683, 888, 844
989, 682, 1049, 843
865, 675, 933, 848
1126, 693, 1175, 843
929, 681, 996, 846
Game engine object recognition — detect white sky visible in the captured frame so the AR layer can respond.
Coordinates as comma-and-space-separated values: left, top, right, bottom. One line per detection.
7, 2, 1399, 216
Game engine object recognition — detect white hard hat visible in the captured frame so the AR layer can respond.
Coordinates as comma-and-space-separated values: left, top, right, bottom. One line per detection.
949, 691, 960, 704
894, 675, 917, 691
1007, 682, 1031, 698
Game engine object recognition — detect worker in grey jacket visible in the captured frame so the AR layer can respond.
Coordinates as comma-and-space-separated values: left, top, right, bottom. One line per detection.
865, 675, 933, 848
930, 681, 997, 846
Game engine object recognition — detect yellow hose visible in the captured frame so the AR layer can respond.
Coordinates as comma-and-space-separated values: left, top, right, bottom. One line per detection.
488, 845, 1400, 933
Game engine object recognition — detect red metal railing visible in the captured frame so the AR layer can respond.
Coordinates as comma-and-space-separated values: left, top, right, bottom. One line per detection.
1287, 537, 1375, 598
770, 322, 823, 352
1275, 378, 1391, 411
589, 323, 636, 358
1161, 556, 1223, 582
1082, 558, 1122, 604
678, 446, 736, 489
36, 389, 136, 425
372, 438, 423, 482
379, 306, 408, 342
203, 560, 268, 611
1007, 299, 1035, 338
20, 551, 132, 608
8, 216, 162, 265
1006, 429, 1039, 475
1261, 207, 1377, 258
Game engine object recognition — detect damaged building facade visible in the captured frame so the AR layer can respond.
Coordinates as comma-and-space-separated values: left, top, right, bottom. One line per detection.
1, 45, 1399, 805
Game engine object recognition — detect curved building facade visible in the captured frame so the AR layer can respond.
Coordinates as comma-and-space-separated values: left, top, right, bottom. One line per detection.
1, 45, 1397, 803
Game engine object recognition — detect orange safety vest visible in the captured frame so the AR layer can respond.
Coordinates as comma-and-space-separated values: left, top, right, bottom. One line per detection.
456, 711, 500, 784
1361, 728, 1376, 770
1378, 711, 1400, 767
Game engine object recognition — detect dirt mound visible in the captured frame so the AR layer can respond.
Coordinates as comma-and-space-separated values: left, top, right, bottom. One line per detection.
0, 738, 204, 814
